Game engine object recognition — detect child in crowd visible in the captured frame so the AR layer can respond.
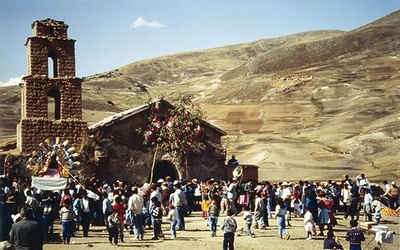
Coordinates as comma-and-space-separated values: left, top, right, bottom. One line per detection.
221, 209, 237, 250
345, 220, 365, 250
201, 194, 211, 226
113, 196, 125, 243
291, 197, 303, 217
284, 195, 292, 226
151, 200, 163, 240
167, 204, 178, 238
124, 208, 133, 234
275, 198, 290, 240
242, 206, 253, 237
208, 198, 220, 237
373, 201, 382, 223
60, 199, 74, 244
107, 209, 120, 245
303, 206, 316, 240
324, 231, 343, 250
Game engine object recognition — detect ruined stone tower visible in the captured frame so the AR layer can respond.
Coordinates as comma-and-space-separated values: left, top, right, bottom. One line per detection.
17, 19, 87, 153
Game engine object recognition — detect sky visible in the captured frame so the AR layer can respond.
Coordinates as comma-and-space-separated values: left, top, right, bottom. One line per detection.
0, 0, 399, 86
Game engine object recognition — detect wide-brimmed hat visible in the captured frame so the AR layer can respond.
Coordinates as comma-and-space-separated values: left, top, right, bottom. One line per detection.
6, 195, 16, 204
11, 213, 20, 222
371, 200, 380, 207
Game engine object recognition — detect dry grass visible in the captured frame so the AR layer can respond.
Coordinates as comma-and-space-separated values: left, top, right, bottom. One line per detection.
1, 11, 399, 182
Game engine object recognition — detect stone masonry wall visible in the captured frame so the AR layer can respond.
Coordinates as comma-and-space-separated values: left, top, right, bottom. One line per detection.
26, 38, 76, 77
22, 76, 83, 119
17, 118, 87, 153
17, 19, 86, 153
32, 19, 69, 39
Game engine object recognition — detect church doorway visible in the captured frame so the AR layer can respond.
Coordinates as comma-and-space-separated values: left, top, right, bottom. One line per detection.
150, 160, 178, 183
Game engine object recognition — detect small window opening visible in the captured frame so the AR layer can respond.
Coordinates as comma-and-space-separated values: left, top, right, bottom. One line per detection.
48, 51, 58, 77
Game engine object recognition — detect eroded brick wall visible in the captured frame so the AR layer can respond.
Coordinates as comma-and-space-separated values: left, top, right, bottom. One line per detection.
26, 38, 76, 77
17, 119, 87, 153
17, 19, 87, 153
21, 76, 83, 119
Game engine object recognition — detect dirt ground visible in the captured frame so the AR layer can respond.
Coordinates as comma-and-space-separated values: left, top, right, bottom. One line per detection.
44, 210, 399, 250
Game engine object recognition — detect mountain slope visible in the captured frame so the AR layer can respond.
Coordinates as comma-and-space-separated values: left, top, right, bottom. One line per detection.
1, 10, 399, 182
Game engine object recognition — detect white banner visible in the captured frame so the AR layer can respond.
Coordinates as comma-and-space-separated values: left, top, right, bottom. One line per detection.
31, 177, 68, 191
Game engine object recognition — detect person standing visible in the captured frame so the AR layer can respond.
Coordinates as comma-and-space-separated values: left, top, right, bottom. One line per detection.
253, 192, 266, 229
221, 209, 237, 250
226, 179, 239, 215
80, 190, 93, 237
128, 186, 144, 240
361, 188, 373, 221
345, 220, 365, 250
303, 206, 316, 240
201, 194, 210, 226
262, 181, 274, 219
107, 209, 120, 245
242, 206, 253, 237
72, 192, 82, 233
10, 207, 43, 250
113, 196, 125, 243
59, 199, 74, 244
102, 192, 112, 230
227, 155, 239, 166
387, 181, 399, 209
40, 191, 54, 239
170, 183, 187, 230
167, 204, 178, 238
0, 194, 12, 241
208, 198, 220, 237
275, 198, 290, 240
150, 200, 163, 240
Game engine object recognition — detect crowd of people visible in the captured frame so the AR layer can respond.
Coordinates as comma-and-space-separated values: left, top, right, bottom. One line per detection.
0, 171, 398, 249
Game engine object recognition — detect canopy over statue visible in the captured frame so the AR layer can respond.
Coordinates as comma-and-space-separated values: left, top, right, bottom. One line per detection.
27, 137, 82, 191
32, 177, 68, 191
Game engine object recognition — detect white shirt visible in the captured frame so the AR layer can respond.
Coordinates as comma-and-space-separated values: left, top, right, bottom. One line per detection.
128, 193, 144, 214
281, 187, 292, 199
364, 192, 373, 205
167, 209, 178, 221
82, 198, 90, 212
171, 188, 187, 206
150, 190, 162, 203
275, 204, 286, 216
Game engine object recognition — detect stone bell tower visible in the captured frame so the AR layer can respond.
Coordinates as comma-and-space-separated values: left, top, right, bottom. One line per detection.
17, 19, 87, 153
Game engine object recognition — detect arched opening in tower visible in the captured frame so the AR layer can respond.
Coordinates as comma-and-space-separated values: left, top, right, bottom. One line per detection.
47, 88, 61, 120
48, 51, 58, 78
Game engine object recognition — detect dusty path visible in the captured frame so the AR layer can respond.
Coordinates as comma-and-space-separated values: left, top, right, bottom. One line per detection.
44, 210, 399, 250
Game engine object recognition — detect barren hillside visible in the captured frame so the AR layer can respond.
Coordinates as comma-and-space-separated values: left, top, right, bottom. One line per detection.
1, 10, 399, 182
